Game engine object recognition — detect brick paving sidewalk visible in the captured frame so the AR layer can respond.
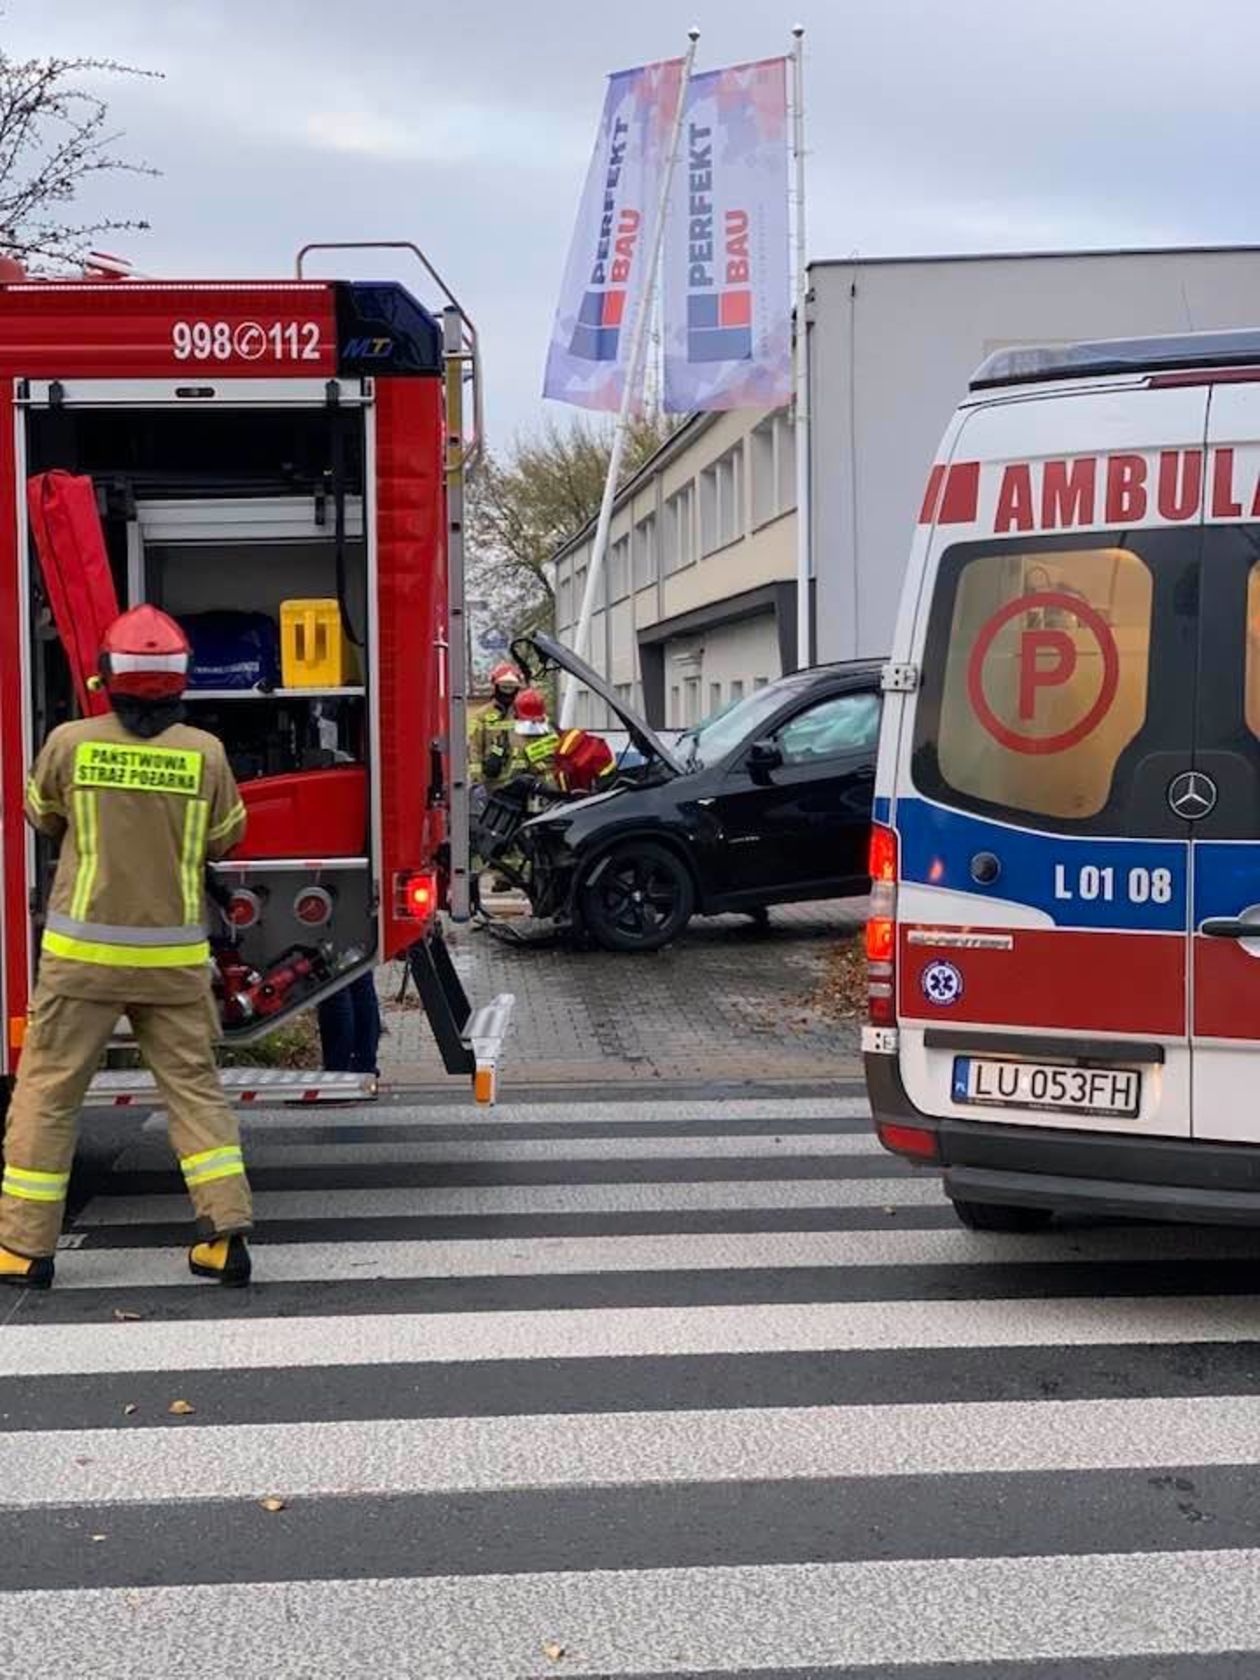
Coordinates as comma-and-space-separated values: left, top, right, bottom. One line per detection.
378, 899, 866, 1089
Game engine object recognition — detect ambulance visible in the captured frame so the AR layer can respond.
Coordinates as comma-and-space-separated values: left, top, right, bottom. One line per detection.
867, 328, 1260, 1229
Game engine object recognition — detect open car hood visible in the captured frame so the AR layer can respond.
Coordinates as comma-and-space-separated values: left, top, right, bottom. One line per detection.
512, 631, 686, 777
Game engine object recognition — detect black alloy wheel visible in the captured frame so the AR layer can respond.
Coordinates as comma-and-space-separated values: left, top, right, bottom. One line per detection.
580, 841, 695, 953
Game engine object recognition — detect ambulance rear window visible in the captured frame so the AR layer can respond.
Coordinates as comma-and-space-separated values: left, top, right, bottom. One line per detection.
911, 533, 1193, 833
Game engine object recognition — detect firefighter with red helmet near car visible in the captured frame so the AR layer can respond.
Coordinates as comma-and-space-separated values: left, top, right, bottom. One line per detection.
512, 686, 560, 778
0, 605, 253, 1291
469, 661, 524, 791
512, 693, 617, 792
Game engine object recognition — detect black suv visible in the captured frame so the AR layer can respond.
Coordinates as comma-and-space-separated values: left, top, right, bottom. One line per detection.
512, 634, 883, 952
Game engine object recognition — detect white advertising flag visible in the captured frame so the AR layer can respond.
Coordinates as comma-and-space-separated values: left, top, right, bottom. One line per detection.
662, 58, 791, 413
543, 59, 686, 412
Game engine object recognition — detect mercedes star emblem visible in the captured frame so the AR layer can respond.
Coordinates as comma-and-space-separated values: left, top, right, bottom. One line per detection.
1168, 770, 1218, 820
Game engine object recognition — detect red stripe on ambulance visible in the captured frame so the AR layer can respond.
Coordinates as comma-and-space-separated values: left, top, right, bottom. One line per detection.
898, 926, 1186, 1037
918, 462, 980, 525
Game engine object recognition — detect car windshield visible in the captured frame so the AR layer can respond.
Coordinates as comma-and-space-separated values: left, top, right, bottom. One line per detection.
682, 680, 808, 770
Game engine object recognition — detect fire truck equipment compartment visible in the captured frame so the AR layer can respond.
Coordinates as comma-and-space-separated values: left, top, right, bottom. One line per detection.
26, 470, 120, 717
234, 766, 367, 859
281, 598, 354, 687
182, 610, 282, 690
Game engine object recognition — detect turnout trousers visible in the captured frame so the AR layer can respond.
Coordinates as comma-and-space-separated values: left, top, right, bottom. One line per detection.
0, 983, 253, 1258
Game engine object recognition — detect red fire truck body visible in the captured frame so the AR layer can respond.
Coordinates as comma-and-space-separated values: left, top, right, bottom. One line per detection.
0, 251, 503, 1104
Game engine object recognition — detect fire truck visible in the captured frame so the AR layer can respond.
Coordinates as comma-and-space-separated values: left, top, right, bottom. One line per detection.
0, 242, 511, 1108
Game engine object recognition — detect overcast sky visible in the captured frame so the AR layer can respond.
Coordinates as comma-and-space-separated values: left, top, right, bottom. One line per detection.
6, 0, 1259, 443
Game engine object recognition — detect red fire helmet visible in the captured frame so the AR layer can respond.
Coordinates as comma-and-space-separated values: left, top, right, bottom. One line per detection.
488, 661, 522, 692
100, 605, 191, 700
514, 687, 547, 722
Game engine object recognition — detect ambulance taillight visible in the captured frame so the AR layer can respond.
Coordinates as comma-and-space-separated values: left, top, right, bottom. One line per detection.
866, 824, 898, 1026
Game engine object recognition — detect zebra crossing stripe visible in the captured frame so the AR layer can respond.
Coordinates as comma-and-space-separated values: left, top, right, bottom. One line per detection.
7, 1393, 1260, 1507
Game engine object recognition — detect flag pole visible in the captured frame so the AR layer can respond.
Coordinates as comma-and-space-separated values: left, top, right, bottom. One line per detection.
561, 27, 700, 729
791, 23, 811, 670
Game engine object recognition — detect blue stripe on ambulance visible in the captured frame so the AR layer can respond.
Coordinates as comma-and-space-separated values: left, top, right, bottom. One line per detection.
1191, 841, 1260, 924
895, 797, 1187, 933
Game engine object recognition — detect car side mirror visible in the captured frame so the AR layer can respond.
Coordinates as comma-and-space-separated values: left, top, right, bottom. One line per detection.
747, 739, 783, 783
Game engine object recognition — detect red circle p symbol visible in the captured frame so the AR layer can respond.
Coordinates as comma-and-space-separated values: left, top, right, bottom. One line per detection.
967, 591, 1119, 756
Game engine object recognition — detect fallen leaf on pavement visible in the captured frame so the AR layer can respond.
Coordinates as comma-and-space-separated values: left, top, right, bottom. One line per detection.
112, 1309, 143, 1322
123, 1405, 138, 1417
90, 1535, 106, 1543
168, 1399, 196, 1416
542, 1642, 566, 1663
259, 1497, 286, 1513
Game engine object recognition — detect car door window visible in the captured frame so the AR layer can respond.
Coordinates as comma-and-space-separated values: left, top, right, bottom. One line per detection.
774, 692, 882, 765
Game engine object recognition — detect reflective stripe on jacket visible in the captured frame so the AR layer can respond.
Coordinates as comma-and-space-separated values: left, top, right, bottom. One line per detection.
25, 713, 246, 1002
469, 704, 516, 782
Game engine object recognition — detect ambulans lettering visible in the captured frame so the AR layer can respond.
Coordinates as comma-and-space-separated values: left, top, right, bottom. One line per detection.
1052, 863, 1173, 905
73, 743, 203, 797
922, 446, 1260, 532
171, 320, 322, 363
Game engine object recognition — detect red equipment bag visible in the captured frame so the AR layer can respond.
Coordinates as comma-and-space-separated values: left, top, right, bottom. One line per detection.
27, 471, 120, 718
552, 728, 615, 794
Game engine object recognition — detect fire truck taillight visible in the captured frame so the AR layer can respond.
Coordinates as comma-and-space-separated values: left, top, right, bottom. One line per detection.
396, 870, 438, 921
866, 823, 898, 1028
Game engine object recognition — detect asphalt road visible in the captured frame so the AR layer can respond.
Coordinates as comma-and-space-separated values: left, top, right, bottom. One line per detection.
4, 1085, 1260, 1677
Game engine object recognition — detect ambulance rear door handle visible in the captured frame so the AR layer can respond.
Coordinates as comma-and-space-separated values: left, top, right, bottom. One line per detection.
1201, 918, 1260, 939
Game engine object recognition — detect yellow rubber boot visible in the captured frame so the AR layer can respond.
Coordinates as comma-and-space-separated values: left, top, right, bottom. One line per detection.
188, 1233, 251, 1288
0, 1244, 54, 1290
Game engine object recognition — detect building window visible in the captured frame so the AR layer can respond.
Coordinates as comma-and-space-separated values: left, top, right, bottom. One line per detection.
729, 678, 744, 703
572, 561, 604, 617
684, 676, 701, 725
664, 484, 695, 574
699, 445, 744, 556
754, 676, 769, 690
609, 534, 630, 602
633, 513, 657, 590
557, 572, 573, 628
751, 409, 797, 527
670, 683, 681, 724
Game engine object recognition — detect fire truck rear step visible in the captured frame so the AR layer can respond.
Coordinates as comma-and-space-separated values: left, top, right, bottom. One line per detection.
406, 933, 514, 1105
85, 1068, 377, 1106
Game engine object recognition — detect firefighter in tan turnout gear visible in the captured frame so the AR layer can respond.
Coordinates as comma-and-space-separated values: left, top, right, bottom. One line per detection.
0, 605, 253, 1291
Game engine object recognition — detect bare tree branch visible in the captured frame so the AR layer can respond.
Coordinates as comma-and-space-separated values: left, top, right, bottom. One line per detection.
0, 45, 161, 269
